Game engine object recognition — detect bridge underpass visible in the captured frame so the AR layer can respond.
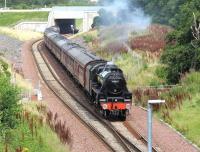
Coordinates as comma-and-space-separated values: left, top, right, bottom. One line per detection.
47, 6, 102, 34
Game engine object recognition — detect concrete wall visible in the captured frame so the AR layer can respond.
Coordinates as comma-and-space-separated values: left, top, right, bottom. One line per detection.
14, 22, 47, 32
47, 7, 100, 32
48, 11, 98, 32
83, 11, 98, 32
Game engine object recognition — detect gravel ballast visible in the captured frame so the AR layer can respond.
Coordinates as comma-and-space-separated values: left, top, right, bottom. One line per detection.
0, 34, 23, 62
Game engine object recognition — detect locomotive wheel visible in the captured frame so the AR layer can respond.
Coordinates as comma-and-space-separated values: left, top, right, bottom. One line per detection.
88, 99, 94, 105
103, 110, 110, 119
120, 115, 126, 121
119, 110, 126, 121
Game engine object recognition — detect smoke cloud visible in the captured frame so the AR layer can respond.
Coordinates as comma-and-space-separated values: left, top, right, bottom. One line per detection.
97, 0, 151, 46
99, 0, 151, 30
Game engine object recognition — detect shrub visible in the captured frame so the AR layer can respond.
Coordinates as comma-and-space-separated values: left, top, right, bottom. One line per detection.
83, 34, 95, 43
0, 75, 21, 134
103, 41, 128, 54
0, 60, 21, 135
155, 65, 167, 80
129, 24, 171, 53
160, 44, 200, 84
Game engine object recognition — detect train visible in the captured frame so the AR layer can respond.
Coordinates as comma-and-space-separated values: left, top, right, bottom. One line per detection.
44, 26, 132, 120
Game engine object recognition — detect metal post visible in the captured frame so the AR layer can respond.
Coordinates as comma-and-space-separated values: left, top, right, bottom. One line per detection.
148, 103, 152, 152
4, 0, 6, 9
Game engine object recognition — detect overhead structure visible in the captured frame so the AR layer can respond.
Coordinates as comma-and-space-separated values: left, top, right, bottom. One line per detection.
47, 6, 102, 34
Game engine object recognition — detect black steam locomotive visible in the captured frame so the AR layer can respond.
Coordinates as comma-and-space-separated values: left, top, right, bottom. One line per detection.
44, 26, 132, 120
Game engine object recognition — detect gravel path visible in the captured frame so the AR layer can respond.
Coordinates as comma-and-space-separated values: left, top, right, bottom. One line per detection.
21, 40, 111, 152
0, 34, 23, 62
126, 106, 200, 152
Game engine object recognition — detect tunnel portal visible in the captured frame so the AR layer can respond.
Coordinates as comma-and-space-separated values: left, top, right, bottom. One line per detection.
55, 19, 75, 34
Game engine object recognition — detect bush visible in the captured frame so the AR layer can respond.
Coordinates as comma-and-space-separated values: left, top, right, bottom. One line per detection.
155, 65, 167, 80
83, 34, 95, 43
0, 60, 21, 135
0, 75, 21, 134
160, 44, 200, 84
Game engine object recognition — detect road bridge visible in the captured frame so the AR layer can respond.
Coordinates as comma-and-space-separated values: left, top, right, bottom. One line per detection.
47, 6, 102, 34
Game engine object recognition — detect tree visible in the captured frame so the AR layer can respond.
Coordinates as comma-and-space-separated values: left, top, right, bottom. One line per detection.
0, 59, 21, 136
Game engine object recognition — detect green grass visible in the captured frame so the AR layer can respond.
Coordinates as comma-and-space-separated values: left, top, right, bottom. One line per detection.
169, 95, 200, 146
0, 102, 68, 152
114, 53, 163, 90
157, 72, 200, 147
0, 27, 42, 41
0, 120, 68, 152
0, 12, 49, 26
76, 19, 83, 32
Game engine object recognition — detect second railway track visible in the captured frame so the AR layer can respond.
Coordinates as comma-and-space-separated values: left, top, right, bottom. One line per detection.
32, 40, 149, 152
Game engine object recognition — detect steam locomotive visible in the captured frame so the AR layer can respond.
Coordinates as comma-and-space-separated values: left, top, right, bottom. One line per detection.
44, 26, 132, 120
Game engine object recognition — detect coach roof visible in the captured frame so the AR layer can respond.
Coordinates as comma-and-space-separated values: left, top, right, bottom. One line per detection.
67, 47, 100, 66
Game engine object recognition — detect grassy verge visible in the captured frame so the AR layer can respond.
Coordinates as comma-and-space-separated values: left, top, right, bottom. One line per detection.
0, 60, 69, 152
0, 102, 68, 152
0, 27, 42, 41
76, 19, 83, 32
0, 12, 48, 26
157, 72, 200, 147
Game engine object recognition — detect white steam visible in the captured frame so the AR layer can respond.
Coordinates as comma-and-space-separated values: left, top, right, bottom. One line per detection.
101, 0, 151, 30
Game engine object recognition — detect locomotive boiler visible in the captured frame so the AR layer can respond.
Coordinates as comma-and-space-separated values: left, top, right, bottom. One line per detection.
44, 26, 132, 120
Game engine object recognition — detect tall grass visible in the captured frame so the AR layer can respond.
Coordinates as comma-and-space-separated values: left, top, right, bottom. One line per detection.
0, 102, 69, 152
0, 27, 42, 41
156, 72, 200, 147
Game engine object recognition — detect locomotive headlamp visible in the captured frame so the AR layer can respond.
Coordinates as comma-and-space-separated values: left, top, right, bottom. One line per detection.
126, 103, 131, 109
102, 104, 108, 110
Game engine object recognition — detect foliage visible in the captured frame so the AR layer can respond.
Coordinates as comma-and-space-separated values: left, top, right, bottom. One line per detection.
129, 24, 171, 55
0, 103, 68, 152
134, 72, 200, 146
137, 0, 200, 83
83, 34, 95, 43
0, 0, 95, 8
0, 27, 42, 41
92, 9, 115, 28
0, 59, 21, 136
161, 45, 200, 83
0, 12, 48, 26
159, 72, 200, 146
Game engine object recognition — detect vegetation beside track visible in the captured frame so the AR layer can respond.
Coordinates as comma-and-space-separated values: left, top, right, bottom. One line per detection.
0, 27, 42, 41
0, 59, 69, 152
155, 72, 200, 146
76, 23, 200, 147
0, 0, 95, 9
85, 1, 200, 146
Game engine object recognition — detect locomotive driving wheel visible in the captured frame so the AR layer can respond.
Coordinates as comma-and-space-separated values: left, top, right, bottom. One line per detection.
103, 110, 110, 119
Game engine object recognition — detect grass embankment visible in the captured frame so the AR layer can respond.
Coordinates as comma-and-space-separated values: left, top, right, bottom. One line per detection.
0, 27, 42, 41
159, 72, 200, 146
0, 103, 68, 152
0, 12, 48, 26
0, 60, 69, 152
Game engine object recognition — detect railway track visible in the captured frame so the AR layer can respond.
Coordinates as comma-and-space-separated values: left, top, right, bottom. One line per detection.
32, 40, 153, 152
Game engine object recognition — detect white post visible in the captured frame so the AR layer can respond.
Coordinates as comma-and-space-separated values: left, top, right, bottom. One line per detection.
4, 0, 6, 9
148, 103, 152, 152
148, 100, 165, 152
37, 80, 43, 101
